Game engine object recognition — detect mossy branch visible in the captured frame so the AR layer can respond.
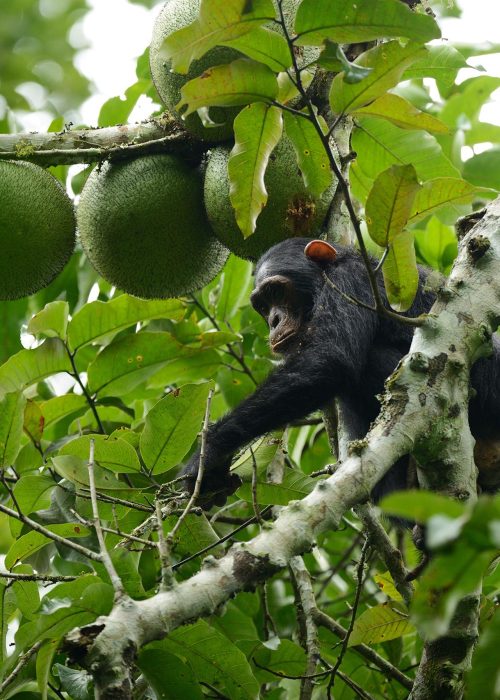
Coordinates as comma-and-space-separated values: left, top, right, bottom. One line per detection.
0, 115, 204, 167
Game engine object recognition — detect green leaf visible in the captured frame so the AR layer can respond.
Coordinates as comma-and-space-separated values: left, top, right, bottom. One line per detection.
237, 470, 315, 505
466, 606, 500, 700
402, 44, 468, 86
137, 649, 204, 700
318, 41, 373, 82
0, 580, 16, 666
295, 0, 440, 46
382, 230, 419, 312
216, 255, 253, 321
353, 93, 448, 133
67, 295, 184, 353
415, 217, 457, 273
229, 103, 283, 237
366, 164, 421, 247
330, 41, 427, 115
140, 383, 212, 474
12, 474, 54, 515
380, 490, 465, 521
411, 546, 491, 639
254, 639, 306, 679
463, 149, 500, 191
5, 523, 91, 569
98, 80, 149, 127
0, 392, 26, 467
27, 300, 69, 340
160, 620, 260, 700
283, 111, 333, 196
54, 664, 93, 700
148, 349, 221, 387
374, 572, 403, 602
37, 638, 59, 700
0, 339, 72, 397
232, 433, 281, 480
176, 59, 279, 118
351, 117, 459, 202
59, 434, 142, 473
223, 26, 291, 71
40, 395, 88, 430
348, 603, 414, 646
11, 565, 40, 620
409, 177, 493, 224
160, 0, 275, 74
51, 454, 126, 490
87, 331, 181, 396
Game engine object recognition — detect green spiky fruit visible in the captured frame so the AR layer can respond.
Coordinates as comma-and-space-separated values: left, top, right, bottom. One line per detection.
204, 139, 336, 260
0, 160, 76, 300
149, 0, 317, 142
77, 155, 228, 299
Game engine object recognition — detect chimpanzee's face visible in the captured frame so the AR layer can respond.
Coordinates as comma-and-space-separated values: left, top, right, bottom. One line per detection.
250, 263, 310, 355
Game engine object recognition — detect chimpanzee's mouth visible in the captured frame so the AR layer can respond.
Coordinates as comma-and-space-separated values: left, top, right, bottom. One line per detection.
271, 331, 296, 353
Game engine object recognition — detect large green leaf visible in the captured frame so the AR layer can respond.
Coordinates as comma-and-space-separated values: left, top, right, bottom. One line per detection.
51, 455, 126, 490
67, 295, 184, 353
351, 116, 459, 201
216, 255, 253, 321
160, 0, 275, 74
138, 649, 204, 700
223, 26, 291, 71
27, 300, 69, 340
5, 523, 91, 569
382, 230, 419, 312
40, 395, 88, 430
330, 41, 427, 115
0, 339, 72, 397
140, 383, 211, 474
353, 93, 448, 133
409, 178, 493, 225
295, 0, 440, 46
59, 434, 142, 473
229, 103, 283, 237
365, 164, 420, 247
0, 392, 26, 467
176, 59, 279, 118
283, 110, 333, 196
159, 620, 260, 700
12, 474, 54, 515
402, 44, 468, 86
349, 603, 414, 646
87, 332, 181, 396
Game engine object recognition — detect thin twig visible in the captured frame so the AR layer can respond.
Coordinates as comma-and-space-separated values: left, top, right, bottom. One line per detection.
65, 344, 105, 434
327, 539, 369, 695
0, 571, 78, 583
69, 508, 156, 549
155, 498, 173, 591
87, 439, 125, 598
168, 388, 214, 544
0, 502, 101, 561
0, 641, 42, 694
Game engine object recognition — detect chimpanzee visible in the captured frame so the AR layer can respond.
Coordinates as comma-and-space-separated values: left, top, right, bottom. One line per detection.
182, 237, 500, 505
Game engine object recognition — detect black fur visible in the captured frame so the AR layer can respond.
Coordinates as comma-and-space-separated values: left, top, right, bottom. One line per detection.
182, 238, 500, 505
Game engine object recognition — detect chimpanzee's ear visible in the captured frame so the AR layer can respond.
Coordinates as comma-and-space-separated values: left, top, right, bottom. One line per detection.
304, 239, 337, 265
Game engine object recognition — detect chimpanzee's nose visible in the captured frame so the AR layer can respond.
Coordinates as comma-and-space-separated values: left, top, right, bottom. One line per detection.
270, 311, 282, 329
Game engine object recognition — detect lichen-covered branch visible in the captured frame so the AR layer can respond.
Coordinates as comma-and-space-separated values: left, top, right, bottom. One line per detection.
0, 116, 202, 166
65, 198, 500, 699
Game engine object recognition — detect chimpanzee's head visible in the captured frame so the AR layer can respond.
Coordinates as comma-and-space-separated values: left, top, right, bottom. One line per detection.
250, 238, 337, 354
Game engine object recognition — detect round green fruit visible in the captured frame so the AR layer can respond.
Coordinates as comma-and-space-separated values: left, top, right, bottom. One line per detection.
204, 139, 336, 260
149, 0, 317, 142
0, 160, 76, 300
77, 155, 228, 299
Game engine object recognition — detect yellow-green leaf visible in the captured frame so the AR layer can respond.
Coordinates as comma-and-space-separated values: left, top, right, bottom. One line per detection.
409, 178, 494, 224
27, 301, 69, 340
223, 26, 291, 71
330, 41, 427, 115
229, 103, 283, 238
5, 524, 91, 570
353, 93, 448, 133
0, 392, 26, 467
161, 0, 275, 74
283, 111, 333, 197
382, 230, 419, 313
366, 164, 420, 247
176, 59, 279, 118
295, 0, 440, 46
348, 603, 414, 646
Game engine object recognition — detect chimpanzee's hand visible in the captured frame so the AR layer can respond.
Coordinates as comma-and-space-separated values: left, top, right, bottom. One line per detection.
181, 448, 242, 509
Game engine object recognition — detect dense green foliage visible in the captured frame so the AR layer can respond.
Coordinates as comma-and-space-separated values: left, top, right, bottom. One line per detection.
0, 1, 499, 699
